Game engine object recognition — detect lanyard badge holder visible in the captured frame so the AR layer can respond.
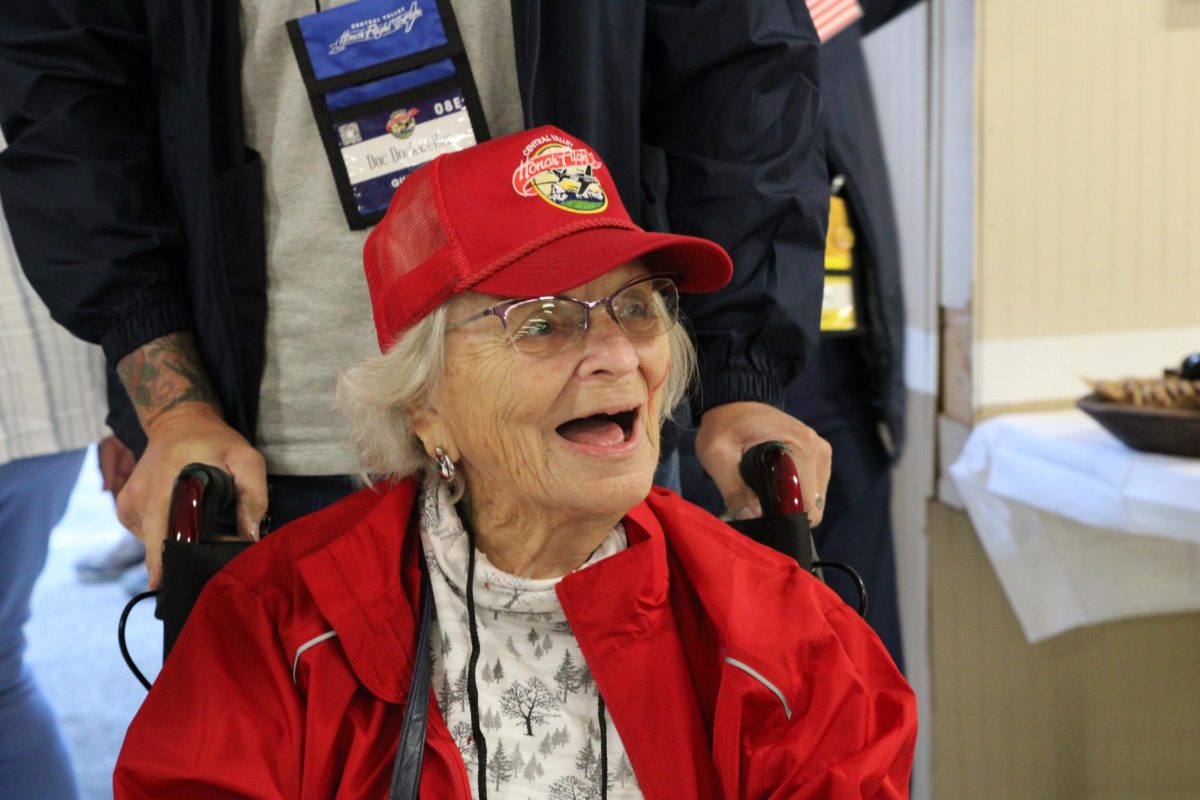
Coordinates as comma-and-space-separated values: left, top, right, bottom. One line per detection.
287, 0, 490, 229
821, 174, 862, 334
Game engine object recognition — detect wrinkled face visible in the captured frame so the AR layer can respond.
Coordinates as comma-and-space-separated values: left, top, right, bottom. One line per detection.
416, 262, 671, 525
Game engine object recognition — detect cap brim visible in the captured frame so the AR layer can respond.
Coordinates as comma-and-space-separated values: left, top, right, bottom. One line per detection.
473, 226, 733, 298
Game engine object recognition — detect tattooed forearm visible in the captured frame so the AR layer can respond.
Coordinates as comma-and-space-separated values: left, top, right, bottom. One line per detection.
116, 332, 221, 426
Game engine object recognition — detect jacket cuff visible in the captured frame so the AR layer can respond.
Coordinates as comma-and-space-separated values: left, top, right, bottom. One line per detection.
690, 370, 786, 425
100, 303, 192, 367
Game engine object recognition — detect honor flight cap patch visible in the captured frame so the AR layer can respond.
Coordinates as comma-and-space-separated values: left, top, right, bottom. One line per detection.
511, 132, 608, 214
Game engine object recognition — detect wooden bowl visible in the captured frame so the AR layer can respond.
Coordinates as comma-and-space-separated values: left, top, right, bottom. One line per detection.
1077, 394, 1200, 458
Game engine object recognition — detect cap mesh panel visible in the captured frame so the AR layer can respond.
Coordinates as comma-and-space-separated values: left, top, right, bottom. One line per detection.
365, 167, 461, 346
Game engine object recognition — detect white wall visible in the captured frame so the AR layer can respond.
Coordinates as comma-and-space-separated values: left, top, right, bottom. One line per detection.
862, 4, 937, 797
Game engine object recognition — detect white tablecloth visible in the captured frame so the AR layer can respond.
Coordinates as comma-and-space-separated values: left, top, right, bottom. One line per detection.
949, 410, 1200, 642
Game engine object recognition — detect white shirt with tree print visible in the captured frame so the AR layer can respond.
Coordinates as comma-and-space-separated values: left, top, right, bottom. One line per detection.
419, 478, 642, 799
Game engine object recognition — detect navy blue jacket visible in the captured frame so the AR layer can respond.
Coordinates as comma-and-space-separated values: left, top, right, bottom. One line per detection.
0, 0, 825, 453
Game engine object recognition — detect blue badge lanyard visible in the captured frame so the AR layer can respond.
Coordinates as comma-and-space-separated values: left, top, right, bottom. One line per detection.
287, 0, 490, 229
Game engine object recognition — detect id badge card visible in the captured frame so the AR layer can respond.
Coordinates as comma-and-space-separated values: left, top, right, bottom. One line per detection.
821, 191, 861, 333
287, 0, 490, 229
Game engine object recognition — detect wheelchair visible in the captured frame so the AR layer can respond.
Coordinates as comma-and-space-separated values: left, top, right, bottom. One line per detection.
120, 443, 865, 690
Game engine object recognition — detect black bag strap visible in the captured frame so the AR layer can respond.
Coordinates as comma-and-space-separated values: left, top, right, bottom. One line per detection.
389, 555, 433, 799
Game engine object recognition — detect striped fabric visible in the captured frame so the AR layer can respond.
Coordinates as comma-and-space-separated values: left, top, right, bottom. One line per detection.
808, 0, 864, 42
0, 200, 106, 464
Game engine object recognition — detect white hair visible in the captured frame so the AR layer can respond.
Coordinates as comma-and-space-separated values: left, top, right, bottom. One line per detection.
337, 306, 450, 483
337, 305, 696, 481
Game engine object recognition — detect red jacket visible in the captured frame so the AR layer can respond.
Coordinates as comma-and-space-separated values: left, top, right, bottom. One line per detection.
115, 482, 915, 798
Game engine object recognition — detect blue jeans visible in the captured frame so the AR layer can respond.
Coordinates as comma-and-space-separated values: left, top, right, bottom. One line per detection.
0, 449, 85, 800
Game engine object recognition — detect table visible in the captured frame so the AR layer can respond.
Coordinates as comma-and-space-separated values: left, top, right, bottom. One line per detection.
948, 410, 1200, 642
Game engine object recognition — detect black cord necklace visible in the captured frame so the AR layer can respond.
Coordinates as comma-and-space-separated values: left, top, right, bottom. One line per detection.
464, 526, 490, 799
460, 521, 609, 799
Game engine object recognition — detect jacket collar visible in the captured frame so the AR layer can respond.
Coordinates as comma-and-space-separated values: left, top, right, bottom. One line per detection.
556, 495, 723, 798
553, 499, 669, 658
294, 480, 424, 704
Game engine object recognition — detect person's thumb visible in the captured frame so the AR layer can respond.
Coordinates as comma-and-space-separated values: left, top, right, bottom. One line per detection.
227, 451, 268, 542
702, 453, 761, 520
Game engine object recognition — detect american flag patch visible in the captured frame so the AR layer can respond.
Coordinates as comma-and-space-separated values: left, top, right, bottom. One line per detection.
807, 0, 864, 42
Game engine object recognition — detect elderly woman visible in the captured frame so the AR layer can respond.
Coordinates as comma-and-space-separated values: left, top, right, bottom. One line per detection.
115, 127, 915, 799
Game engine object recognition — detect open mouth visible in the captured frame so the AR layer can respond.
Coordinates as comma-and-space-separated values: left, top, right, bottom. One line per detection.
555, 407, 638, 448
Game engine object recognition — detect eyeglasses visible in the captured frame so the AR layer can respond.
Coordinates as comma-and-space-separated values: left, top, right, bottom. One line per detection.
447, 274, 681, 356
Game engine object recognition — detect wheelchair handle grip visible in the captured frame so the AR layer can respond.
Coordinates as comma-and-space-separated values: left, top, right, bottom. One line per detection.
167, 463, 235, 543
734, 443, 868, 618
738, 441, 805, 518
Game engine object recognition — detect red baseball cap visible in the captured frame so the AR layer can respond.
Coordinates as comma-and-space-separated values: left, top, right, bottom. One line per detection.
363, 125, 733, 350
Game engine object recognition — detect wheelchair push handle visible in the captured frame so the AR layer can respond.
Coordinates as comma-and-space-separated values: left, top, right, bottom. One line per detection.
121, 463, 244, 691
738, 441, 805, 518
731, 441, 814, 570
167, 463, 236, 543
735, 441, 868, 618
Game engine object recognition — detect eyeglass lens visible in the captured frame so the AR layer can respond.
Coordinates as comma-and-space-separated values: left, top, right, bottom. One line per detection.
506, 277, 679, 355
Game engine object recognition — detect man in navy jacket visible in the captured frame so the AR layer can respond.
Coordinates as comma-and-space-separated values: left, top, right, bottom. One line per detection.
0, 1, 830, 583
682, 0, 922, 670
